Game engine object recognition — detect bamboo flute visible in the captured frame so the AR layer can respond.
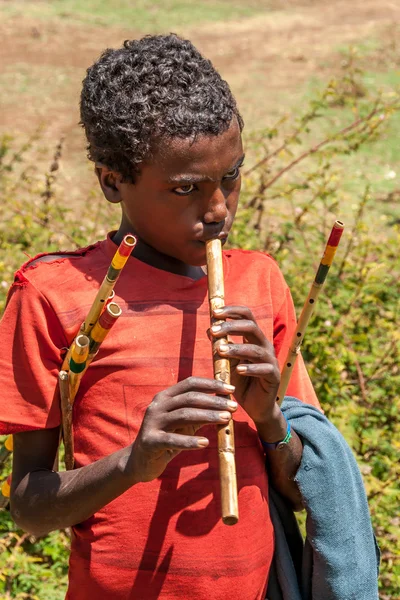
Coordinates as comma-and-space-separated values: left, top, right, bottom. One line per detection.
70, 301, 123, 387
276, 220, 344, 405
61, 234, 136, 371
59, 335, 89, 470
59, 234, 134, 469
60, 302, 123, 470
81, 234, 135, 335
69, 334, 90, 400
59, 370, 74, 470
206, 239, 239, 525
87, 301, 122, 358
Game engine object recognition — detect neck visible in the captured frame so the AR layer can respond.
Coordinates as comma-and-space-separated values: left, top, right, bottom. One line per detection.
112, 229, 206, 280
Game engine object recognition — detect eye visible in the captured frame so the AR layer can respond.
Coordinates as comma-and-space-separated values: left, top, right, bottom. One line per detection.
223, 166, 241, 180
173, 184, 195, 196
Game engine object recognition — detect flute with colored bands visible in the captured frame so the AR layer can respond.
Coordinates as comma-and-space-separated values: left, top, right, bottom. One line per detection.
206, 239, 239, 525
60, 235, 135, 469
61, 234, 136, 371
276, 220, 344, 405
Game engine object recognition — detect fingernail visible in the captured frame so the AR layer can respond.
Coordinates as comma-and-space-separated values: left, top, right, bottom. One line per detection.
211, 325, 221, 333
223, 384, 235, 392
227, 400, 238, 409
236, 365, 247, 372
214, 308, 223, 315
219, 412, 231, 420
197, 438, 209, 447
219, 344, 229, 352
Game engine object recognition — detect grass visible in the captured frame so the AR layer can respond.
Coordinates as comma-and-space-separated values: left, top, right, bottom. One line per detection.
0, 63, 74, 104
0, 0, 263, 30
280, 38, 400, 230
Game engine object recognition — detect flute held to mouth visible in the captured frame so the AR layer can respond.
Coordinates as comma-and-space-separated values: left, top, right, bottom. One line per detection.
206, 238, 239, 525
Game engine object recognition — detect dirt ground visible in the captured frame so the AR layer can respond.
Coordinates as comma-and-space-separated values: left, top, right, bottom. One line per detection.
1, 0, 399, 200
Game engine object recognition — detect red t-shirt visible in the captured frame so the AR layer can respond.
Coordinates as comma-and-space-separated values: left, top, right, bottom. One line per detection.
0, 235, 319, 600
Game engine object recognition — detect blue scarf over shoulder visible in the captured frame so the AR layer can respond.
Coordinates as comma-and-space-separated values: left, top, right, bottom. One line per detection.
266, 396, 380, 600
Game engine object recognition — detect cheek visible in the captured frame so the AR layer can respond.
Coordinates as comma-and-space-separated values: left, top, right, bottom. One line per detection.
137, 199, 197, 236
227, 183, 241, 215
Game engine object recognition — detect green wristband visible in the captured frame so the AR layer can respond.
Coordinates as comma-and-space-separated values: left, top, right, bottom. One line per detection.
260, 416, 292, 451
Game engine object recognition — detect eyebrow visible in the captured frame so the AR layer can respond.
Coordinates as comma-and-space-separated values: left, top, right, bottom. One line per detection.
166, 154, 246, 184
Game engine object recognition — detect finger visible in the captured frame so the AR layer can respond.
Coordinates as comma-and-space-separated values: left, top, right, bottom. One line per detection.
210, 319, 267, 347
217, 342, 275, 364
236, 362, 280, 382
154, 431, 210, 450
165, 392, 238, 412
213, 305, 255, 321
163, 376, 235, 399
161, 407, 233, 430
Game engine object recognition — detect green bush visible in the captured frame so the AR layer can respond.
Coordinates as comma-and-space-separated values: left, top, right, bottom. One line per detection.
0, 55, 399, 598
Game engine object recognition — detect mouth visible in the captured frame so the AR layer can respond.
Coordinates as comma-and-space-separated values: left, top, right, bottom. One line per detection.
194, 223, 228, 244
194, 233, 228, 245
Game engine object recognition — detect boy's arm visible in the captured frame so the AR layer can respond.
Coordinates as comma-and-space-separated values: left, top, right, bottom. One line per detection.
10, 377, 237, 537
255, 407, 304, 510
11, 427, 140, 537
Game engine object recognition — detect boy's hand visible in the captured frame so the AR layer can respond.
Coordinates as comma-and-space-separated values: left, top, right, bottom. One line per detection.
210, 305, 280, 426
129, 377, 237, 483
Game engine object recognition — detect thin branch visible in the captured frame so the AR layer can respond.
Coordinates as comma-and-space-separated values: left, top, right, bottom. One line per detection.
243, 96, 330, 177
10, 206, 78, 246
354, 356, 368, 404
258, 106, 383, 190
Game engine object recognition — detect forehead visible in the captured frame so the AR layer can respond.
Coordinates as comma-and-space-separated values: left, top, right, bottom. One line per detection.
148, 119, 243, 177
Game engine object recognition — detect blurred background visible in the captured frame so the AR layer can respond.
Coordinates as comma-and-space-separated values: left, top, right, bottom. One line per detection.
0, 1, 399, 598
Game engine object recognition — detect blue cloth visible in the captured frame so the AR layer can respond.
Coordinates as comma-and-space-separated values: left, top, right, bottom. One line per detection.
266, 396, 380, 600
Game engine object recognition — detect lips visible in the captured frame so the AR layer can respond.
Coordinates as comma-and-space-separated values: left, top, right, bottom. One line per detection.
195, 223, 227, 243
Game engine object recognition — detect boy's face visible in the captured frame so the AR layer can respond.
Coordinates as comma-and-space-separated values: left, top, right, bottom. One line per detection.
105, 118, 244, 268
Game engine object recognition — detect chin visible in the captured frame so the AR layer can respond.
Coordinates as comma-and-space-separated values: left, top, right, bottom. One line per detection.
187, 256, 207, 267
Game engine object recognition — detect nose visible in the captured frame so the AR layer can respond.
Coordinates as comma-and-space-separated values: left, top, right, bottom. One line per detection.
203, 186, 228, 224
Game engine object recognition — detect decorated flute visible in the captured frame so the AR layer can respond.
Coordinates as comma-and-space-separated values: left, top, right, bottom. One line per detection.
59, 235, 135, 469
80, 234, 135, 335
69, 334, 90, 400
206, 239, 239, 525
276, 220, 344, 405
61, 234, 136, 371
59, 370, 74, 470
87, 301, 122, 357
60, 302, 123, 470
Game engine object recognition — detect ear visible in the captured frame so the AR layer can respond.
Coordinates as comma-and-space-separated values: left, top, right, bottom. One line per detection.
95, 164, 123, 204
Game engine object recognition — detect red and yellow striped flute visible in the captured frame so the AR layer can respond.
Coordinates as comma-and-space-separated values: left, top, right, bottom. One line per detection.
276, 220, 344, 405
60, 234, 136, 469
61, 234, 136, 372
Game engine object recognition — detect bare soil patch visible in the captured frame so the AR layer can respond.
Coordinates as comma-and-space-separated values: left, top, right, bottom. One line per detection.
1, 0, 399, 202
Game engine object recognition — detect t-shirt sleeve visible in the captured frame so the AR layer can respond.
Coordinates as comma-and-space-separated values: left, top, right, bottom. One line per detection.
273, 273, 321, 410
0, 274, 67, 434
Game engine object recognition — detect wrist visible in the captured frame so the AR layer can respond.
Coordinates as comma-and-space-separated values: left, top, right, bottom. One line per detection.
118, 444, 142, 485
256, 406, 288, 443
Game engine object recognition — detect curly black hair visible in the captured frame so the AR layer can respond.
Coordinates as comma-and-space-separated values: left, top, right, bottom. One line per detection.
80, 34, 243, 182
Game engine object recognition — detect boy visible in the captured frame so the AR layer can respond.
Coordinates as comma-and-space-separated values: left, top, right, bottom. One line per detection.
0, 35, 320, 599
